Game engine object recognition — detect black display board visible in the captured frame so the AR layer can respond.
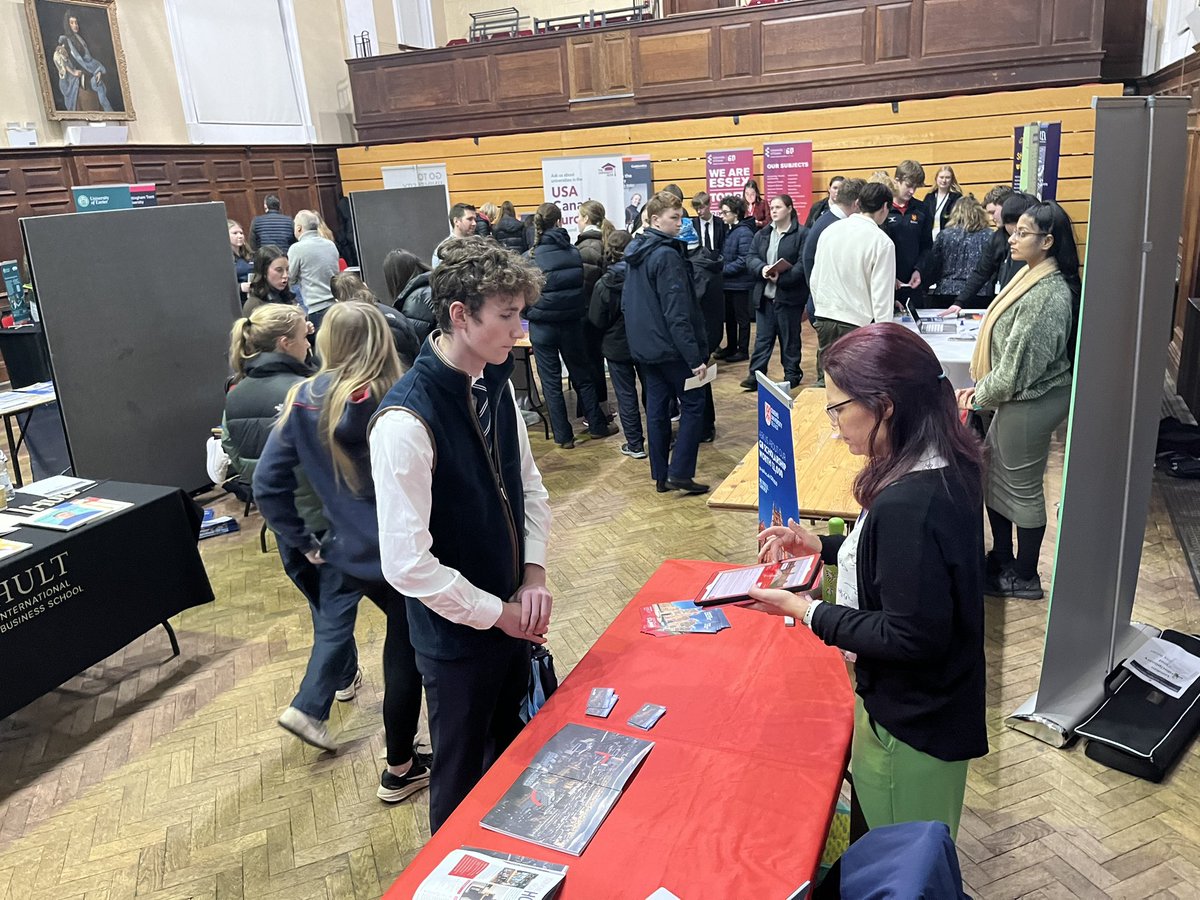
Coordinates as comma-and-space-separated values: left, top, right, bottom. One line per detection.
350, 186, 449, 298
21, 203, 239, 492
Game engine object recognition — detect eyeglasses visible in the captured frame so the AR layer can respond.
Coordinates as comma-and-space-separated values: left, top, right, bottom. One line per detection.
1013, 228, 1049, 240
825, 398, 855, 425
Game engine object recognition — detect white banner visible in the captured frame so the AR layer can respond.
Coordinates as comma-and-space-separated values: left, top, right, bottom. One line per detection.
541, 155, 625, 240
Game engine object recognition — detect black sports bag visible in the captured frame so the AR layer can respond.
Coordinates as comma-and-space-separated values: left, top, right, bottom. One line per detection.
1076, 630, 1200, 782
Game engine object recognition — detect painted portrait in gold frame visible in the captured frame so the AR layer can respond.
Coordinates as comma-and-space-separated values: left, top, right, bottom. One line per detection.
24, 0, 135, 121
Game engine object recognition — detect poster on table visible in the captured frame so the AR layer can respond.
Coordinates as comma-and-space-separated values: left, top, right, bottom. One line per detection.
763, 140, 813, 223
622, 155, 653, 231
541, 154, 625, 239
756, 372, 799, 533
1012, 122, 1061, 200
705, 148, 754, 214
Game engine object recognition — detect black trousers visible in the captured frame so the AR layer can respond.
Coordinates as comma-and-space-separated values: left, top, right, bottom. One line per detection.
416, 635, 531, 833
723, 289, 751, 354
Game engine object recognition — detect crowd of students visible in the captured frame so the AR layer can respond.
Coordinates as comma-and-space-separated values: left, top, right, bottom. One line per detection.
215, 158, 1083, 843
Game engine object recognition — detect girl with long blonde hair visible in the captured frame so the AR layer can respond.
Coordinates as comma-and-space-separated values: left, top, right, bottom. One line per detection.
253, 302, 429, 802
924, 164, 964, 238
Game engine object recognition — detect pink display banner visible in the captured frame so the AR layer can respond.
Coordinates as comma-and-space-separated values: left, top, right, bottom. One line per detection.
763, 141, 813, 223
705, 148, 754, 212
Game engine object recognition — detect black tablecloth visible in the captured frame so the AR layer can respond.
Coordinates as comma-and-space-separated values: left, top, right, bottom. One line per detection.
0, 480, 214, 720
0, 325, 53, 389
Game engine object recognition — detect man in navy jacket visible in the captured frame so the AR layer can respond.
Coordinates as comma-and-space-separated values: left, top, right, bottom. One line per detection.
623, 191, 710, 495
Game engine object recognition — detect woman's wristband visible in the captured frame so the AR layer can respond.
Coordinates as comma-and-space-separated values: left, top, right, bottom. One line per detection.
802, 598, 822, 629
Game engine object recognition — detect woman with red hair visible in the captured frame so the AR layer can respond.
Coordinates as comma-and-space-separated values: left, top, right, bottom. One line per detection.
745, 323, 988, 840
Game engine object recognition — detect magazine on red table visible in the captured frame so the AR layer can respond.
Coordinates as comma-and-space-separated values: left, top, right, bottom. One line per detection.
694, 554, 821, 607
480, 724, 653, 856
414, 846, 567, 900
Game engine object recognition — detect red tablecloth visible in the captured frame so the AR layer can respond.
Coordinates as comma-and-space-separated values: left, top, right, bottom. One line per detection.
386, 558, 854, 899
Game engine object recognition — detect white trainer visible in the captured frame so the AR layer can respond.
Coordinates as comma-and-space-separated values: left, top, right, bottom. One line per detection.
278, 706, 338, 752
334, 666, 364, 702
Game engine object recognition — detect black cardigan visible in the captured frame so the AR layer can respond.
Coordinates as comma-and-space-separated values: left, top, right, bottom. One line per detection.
810, 469, 988, 762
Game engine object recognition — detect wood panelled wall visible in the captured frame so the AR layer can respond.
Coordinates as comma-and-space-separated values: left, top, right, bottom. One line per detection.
0, 145, 344, 305
1141, 50, 1200, 415
348, 0, 1106, 143
341, 83, 1121, 256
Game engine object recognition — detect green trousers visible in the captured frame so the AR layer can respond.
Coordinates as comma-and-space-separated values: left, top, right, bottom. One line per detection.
813, 317, 858, 384
851, 697, 970, 840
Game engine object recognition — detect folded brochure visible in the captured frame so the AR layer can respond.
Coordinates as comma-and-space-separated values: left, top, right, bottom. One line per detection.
586, 687, 618, 718
481, 723, 653, 856
641, 600, 731, 636
414, 846, 566, 900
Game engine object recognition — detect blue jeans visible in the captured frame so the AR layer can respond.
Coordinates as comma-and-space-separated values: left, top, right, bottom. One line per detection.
749, 300, 804, 384
607, 359, 644, 450
277, 542, 421, 760
280, 543, 362, 722
529, 319, 606, 445
643, 359, 705, 482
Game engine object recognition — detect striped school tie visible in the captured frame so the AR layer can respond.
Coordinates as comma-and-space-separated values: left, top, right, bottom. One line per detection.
472, 380, 492, 446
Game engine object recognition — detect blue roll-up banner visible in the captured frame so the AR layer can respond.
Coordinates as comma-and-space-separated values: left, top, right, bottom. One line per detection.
757, 371, 799, 533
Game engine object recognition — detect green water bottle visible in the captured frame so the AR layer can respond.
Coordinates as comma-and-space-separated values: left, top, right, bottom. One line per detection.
821, 518, 845, 601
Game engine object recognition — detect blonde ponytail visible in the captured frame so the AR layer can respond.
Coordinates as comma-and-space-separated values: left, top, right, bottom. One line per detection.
228, 305, 306, 381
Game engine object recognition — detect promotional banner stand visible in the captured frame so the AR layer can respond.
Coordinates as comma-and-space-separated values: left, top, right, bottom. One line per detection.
1005, 96, 1189, 748
755, 370, 799, 533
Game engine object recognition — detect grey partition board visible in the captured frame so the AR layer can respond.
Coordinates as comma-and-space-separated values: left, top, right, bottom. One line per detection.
350, 186, 448, 297
21, 202, 239, 492
1007, 97, 1189, 742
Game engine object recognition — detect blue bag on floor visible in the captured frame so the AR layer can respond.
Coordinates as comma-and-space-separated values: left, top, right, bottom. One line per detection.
521, 644, 558, 723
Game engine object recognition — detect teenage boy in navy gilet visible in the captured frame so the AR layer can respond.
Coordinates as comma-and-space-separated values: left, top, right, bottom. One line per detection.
369, 236, 554, 834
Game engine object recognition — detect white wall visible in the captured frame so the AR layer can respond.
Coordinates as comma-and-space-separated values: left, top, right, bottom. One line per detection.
0, 0, 360, 146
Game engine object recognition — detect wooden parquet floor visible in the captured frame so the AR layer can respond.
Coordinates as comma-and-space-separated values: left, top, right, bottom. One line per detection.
2, 330, 1199, 898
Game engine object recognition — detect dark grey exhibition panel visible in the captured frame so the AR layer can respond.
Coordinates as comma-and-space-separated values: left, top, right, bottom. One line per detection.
350, 186, 448, 296
1007, 97, 1189, 745
21, 202, 238, 492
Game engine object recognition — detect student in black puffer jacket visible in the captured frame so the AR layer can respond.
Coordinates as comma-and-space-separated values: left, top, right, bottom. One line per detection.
715, 197, 755, 361
222, 303, 327, 620
384, 249, 436, 345
493, 201, 528, 254
576, 199, 612, 412
525, 203, 614, 448
587, 230, 644, 459
222, 304, 318, 508
689, 243, 724, 443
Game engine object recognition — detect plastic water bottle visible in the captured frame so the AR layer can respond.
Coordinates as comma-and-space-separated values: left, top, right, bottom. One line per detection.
0, 449, 15, 506
821, 517, 846, 602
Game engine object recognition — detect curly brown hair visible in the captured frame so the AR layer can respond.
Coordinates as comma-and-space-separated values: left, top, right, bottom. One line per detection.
431, 236, 545, 331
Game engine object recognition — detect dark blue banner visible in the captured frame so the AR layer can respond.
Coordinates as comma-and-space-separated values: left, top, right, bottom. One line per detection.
757, 373, 799, 533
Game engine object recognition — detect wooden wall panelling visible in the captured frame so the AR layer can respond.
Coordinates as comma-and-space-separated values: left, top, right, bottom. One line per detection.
1139, 48, 1200, 410
69, 154, 134, 186
0, 146, 344, 314
1100, 0, 1145, 81
347, 0, 1107, 142
760, 8, 868, 73
340, 83, 1114, 257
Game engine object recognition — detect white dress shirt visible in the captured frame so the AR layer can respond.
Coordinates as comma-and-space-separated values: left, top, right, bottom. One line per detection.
370, 381, 552, 631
